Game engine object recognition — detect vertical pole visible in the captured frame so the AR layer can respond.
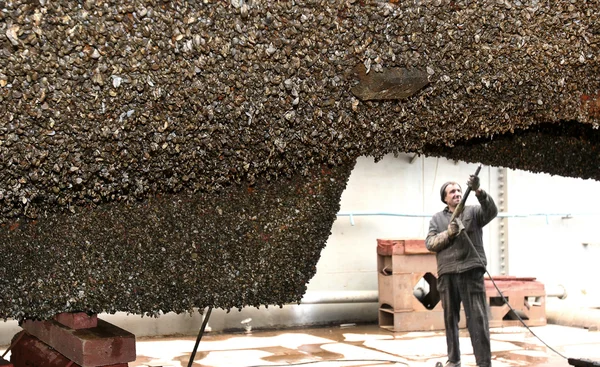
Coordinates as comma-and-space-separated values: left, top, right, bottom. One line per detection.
187, 307, 213, 367
498, 167, 509, 275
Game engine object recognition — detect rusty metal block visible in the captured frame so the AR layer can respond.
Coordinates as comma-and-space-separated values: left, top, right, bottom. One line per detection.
378, 273, 421, 312
377, 238, 462, 332
376, 240, 547, 332
376, 239, 430, 256
376, 239, 436, 275
379, 307, 450, 332
485, 276, 547, 328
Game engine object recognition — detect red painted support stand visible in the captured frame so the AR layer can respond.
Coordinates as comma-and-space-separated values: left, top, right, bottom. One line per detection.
376, 239, 547, 332
376, 239, 467, 332
485, 275, 547, 327
10, 313, 136, 367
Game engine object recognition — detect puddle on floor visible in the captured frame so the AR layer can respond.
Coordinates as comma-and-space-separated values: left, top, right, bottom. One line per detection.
130, 324, 600, 367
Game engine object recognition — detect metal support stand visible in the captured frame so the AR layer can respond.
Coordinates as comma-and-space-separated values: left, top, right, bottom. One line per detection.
187, 307, 213, 367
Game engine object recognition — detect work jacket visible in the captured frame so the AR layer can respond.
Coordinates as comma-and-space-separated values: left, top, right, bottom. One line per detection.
425, 190, 498, 277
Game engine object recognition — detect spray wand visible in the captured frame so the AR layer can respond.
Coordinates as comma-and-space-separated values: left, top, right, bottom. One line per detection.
449, 164, 482, 223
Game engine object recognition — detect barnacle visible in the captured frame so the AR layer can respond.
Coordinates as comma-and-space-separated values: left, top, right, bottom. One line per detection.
0, 0, 598, 319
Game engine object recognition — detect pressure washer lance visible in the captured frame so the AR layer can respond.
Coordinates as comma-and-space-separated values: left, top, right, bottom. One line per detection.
449, 164, 482, 224
434, 164, 600, 367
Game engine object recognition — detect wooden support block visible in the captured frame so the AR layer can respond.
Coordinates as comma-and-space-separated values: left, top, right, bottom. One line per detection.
54, 312, 98, 330
21, 319, 135, 367
11, 331, 128, 367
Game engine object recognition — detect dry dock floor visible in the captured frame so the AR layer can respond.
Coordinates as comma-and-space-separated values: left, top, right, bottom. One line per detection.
2, 323, 599, 366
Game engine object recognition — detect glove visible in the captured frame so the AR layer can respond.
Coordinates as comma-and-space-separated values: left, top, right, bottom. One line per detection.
467, 174, 480, 191
447, 220, 459, 238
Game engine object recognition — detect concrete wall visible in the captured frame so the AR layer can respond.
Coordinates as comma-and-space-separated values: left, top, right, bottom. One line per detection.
1, 154, 599, 344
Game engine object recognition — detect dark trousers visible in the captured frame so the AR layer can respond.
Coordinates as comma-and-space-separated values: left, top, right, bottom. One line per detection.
437, 269, 491, 367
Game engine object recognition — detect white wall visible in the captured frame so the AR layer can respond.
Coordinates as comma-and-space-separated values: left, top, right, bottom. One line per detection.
1, 154, 599, 344
307, 154, 498, 294
505, 170, 600, 306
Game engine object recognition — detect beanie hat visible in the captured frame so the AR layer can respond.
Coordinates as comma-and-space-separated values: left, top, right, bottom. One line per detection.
440, 181, 460, 204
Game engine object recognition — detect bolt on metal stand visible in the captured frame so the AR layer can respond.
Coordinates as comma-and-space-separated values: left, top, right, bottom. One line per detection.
187, 307, 213, 367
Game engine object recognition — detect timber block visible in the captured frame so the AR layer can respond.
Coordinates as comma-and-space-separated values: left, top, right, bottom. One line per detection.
11, 331, 127, 367
21, 319, 135, 367
54, 312, 98, 330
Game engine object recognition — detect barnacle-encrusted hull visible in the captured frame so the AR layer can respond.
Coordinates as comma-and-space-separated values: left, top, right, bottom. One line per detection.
0, 164, 354, 320
1, 1, 599, 318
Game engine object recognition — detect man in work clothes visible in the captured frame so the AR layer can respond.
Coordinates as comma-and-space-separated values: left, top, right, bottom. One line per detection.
426, 175, 498, 367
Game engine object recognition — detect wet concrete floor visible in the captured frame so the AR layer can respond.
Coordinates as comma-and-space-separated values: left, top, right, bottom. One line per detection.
0, 323, 597, 366
125, 323, 600, 367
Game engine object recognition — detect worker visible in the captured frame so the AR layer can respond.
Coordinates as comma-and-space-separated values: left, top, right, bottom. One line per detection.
426, 175, 498, 367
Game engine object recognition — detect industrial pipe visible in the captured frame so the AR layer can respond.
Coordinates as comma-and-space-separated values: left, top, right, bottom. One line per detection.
545, 284, 568, 300
336, 211, 600, 226
300, 291, 379, 304
546, 299, 600, 331
299, 287, 565, 305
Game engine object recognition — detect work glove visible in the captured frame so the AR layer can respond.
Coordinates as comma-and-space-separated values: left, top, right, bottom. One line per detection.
467, 174, 480, 191
428, 219, 464, 252
447, 220, 459, 239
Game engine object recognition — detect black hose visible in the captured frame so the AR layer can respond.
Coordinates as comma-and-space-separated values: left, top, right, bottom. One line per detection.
458, 230, 568, 360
